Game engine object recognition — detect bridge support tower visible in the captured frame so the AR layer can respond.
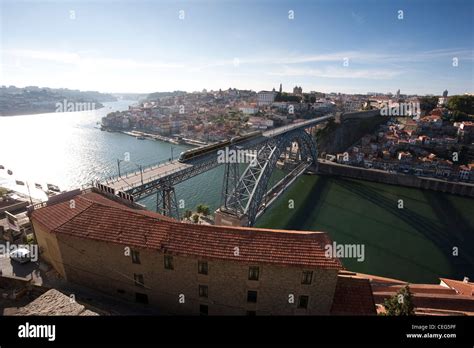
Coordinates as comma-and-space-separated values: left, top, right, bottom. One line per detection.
156, 184, 180, 220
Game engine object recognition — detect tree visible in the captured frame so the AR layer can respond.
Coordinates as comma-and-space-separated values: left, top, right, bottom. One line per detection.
201, 205, 210, 216
383, 285, 415, 316
418, 96, 439, 114
184, 210, 193, 219
274, 92, 301, 103
196, 204, 204, 214
444, 110, 472, 122
447, 95, 474, 115
303, 94, 316, 103
192, 214, 200, 224
0, 187, 8, 197
196, 204, 210, 216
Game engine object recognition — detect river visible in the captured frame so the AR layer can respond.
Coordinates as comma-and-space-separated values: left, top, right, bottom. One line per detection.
1, 100, 473, 283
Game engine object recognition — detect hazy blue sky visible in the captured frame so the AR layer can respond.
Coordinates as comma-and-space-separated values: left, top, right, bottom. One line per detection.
1, 0, 473, 94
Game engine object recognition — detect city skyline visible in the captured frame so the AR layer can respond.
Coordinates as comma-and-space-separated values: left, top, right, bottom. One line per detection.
1, 0, 473, 95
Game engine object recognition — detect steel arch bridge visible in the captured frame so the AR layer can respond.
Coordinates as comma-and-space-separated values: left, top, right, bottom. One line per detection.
219, 127, 318, 226
100, 114, 333, 225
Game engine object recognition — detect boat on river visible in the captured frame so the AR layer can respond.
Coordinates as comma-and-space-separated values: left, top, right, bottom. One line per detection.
47, 184, 61, 194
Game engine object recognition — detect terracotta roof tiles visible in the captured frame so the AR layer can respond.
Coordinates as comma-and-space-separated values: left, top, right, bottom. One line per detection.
31, 192, 342, 269
330, 275, 377, 315
440, 278, 474, 296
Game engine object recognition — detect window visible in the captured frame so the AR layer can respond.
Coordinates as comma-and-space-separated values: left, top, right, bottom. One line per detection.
301, 271, 313, 285
135, 293, 148, 304
134, 273, 144, 287
246, 310, 256, 316
248, 266, 259, 281
298, 295, 309, 309
131, 250, 141, 264
198, 261, 208, 275
199, 285, 208, 298
164, 255, 174, 270
247, 290, 257, 303
200, 304, 208, 316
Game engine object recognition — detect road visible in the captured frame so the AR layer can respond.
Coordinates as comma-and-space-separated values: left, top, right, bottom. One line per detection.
0, 244, 42, 285
105, 160, 192, 192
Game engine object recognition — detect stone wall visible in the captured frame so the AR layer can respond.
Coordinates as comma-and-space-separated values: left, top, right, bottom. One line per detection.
318, 160, 474, 197
32, 222, 67, 279
38, 232, 340, 315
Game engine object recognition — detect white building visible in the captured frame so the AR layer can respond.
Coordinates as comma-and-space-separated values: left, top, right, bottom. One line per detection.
257, 91, 277, 106
239, 107, 258, 115
248, 117, 274, 129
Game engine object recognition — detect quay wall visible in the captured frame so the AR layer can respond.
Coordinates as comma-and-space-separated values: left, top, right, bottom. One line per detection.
317, 160, 474, 198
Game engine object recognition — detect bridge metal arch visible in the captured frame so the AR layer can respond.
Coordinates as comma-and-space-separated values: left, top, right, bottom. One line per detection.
222, 127, 318, 226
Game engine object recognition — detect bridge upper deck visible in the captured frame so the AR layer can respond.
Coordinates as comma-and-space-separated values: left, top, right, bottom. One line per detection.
263, 114, 333, 137
102, 114, 334, 194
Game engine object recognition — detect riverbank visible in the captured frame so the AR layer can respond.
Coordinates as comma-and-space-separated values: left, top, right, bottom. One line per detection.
120, 130, 181, 145
318, 159, 474, 197
0, 86, 115, 116
104, 128, 207, 147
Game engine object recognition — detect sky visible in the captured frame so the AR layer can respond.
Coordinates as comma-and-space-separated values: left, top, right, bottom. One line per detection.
1, 0, 473, 95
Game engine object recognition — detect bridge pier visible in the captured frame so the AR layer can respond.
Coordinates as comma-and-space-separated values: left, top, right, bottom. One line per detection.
214, 209, 249, 227
216, 127, 319, 227
156, 184, 180, 220
221, 161, 240, 210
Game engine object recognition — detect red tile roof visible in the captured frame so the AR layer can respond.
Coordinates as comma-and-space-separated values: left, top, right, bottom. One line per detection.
343, 273, 474, 315
349, 272, 407, 286
31, 192, 342, 269
373, 292, 474, 314
372, 284, 457, 296
440, 278, 474, 296
330, 275, 376, 315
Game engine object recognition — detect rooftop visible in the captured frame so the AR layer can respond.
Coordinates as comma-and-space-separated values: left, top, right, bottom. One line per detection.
440, 278, 474, 296
4, 289, 99, 316
31, 190, 343, 269
356, 273, 474, 315
330, 273, 377, 315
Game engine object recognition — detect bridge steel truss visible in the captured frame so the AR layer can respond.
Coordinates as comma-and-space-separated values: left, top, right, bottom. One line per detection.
155, 182, 180, 219
117, 158, 220, 220
220, 127, 318, 226
112, 126, 319, 222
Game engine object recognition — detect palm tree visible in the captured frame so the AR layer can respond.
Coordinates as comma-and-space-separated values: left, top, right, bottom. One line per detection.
201, 206, 210, 217
196, 204, 204, 214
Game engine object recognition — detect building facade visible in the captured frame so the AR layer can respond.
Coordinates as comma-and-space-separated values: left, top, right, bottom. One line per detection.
29, 188, 374, 315
257, 91, 277, 106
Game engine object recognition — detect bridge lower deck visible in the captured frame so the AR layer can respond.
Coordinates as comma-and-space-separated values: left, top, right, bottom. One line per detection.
105, 161, 193, 192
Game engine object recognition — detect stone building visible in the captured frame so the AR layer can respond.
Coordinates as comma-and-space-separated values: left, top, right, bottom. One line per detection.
29, 188, 375, 315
